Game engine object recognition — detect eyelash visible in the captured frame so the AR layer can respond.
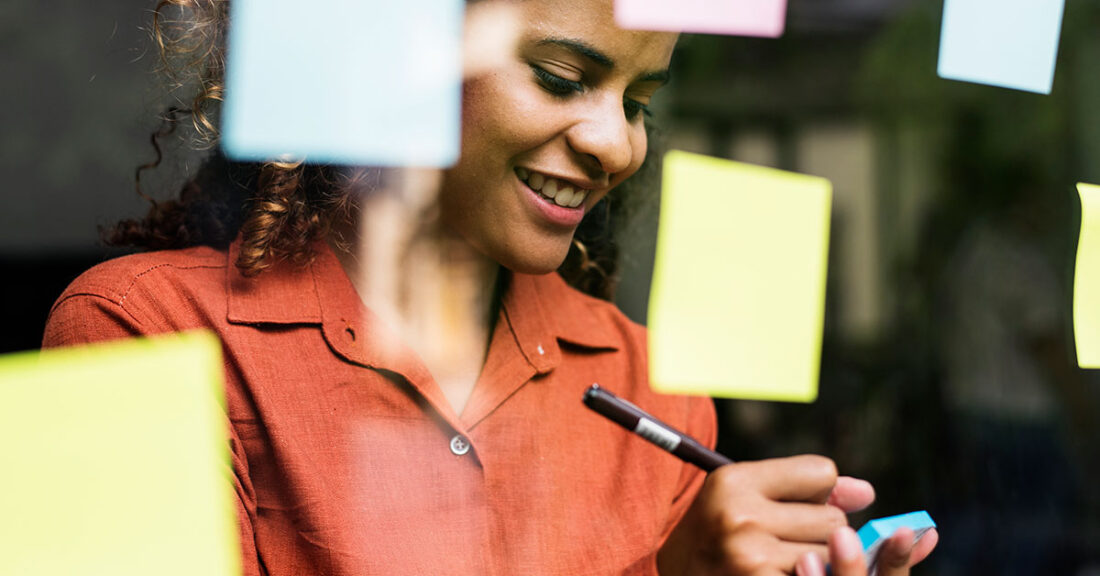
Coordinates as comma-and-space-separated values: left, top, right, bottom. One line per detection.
530, 65, 653, 121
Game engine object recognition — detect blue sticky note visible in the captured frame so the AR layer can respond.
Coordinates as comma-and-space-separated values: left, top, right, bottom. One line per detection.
858, 511, 937, 576
937, 0, 1065, 94
223, 0, 464, 166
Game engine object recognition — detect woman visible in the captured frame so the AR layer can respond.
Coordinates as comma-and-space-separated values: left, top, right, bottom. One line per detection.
43, 0, 936, 574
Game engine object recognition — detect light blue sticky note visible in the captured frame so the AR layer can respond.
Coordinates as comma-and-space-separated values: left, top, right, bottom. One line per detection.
858, 511, 937, 576
223, 0, 464, 166
937, 0, 1065, 94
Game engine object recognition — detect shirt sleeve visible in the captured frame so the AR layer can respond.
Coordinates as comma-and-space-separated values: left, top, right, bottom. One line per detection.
620, 314, 719, 575
667, 394, 719, 519
43, 293, 146, 348
621, 394, 716, 576
43, 292, 267, 576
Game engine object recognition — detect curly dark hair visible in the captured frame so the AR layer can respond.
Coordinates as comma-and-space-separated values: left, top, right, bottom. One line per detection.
110, 0, 662, 300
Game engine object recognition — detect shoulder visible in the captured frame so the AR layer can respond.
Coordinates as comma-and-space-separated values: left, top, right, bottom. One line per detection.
44, 246, 228, 347
56, 247, 226, 305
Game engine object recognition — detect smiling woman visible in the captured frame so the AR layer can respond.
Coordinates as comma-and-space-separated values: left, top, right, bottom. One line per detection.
42, 1, 936, 575
442, 6, 676, 274
106, 0, 658, 300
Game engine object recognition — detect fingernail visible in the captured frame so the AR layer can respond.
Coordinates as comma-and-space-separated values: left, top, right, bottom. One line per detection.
833, 527, 861, 563
797, 552, 826, 576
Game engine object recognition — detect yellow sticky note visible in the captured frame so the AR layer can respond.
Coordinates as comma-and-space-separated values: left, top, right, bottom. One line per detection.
1074, 183, 1100, 368
648, 150, 832, 402
0, 331, 239, 576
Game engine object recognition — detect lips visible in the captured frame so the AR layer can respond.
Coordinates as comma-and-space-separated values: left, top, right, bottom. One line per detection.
516, 167, 589, 208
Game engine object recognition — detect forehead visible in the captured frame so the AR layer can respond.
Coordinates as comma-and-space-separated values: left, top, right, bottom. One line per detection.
515, 0, 679, 72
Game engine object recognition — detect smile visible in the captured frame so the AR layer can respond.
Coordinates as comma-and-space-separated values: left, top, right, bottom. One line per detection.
516, 168, 589, 208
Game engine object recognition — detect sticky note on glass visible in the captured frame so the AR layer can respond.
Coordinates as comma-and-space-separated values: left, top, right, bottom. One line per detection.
222, 0, 463, 166
937, 0, 1065, 94
0, 331, 239, 576
1074, 183, 1100, 368
648, 151, 831, 402
615, 0, 787, 37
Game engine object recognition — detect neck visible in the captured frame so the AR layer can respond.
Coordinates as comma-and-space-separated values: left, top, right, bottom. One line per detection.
329, 180, 501, 416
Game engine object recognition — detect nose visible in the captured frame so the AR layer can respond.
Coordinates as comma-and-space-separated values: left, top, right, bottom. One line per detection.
565, 96, 634, 176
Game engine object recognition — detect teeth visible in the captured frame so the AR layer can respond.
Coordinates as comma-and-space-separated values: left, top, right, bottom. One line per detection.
542, 178, 559, 199
522, 169, 590, 208
555, 186, 575, 207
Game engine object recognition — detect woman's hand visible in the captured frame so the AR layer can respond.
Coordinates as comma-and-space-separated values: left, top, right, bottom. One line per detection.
794, 525, 939, 576
657, 455, 937, 576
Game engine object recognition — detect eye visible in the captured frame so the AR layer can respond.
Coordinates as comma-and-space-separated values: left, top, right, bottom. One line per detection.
531, 65, 583, 97
623, 98, 652, 121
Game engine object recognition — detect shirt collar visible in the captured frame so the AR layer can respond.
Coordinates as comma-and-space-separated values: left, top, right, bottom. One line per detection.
225, 240, 324, 325
225, 238, 398, 370
225, 238, 622, 370
503, 272, 622, 374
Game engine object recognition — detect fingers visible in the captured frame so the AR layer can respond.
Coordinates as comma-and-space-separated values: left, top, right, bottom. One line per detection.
773, 542, 830, 573
662, 457, 888, 576
716, 455, 839, 503
706, 458, 849, 543
803, 524, 935, 576
828, 477, 876, 513
661, 522, 831, 576
910, 528, 939, 565
874, 527, 915, 576
829, 527, 868, 576
796, 551, 828, 576
751, 501, 848, 542
873, 526, 940, 576
718, 528, 831, 574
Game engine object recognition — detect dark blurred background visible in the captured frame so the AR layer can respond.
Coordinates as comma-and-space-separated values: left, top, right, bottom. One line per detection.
4, 0, 1100, 573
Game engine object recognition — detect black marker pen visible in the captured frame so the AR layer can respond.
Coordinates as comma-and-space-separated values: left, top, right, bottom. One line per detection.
583, 383, 732, 472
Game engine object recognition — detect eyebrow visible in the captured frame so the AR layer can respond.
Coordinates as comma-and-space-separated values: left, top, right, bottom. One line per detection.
535, 37, 671, 86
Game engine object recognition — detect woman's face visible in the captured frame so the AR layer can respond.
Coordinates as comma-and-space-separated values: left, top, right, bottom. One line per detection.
440, 0, 678, 274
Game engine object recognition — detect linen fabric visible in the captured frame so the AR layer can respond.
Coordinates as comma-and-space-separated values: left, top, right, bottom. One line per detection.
43, 239, 716, 576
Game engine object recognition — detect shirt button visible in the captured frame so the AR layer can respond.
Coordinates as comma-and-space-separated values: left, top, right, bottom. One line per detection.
450, 435, 471, 456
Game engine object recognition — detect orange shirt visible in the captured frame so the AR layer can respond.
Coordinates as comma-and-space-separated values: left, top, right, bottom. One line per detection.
43, 240, 716, 576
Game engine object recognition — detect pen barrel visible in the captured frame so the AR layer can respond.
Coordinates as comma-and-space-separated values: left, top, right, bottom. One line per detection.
583, 384, 734, 473
672, 436, 732, 472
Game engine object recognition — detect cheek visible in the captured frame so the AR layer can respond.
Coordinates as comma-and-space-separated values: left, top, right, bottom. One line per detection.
463, 69, 577, 161
459, 79, 504, 148
462, 72, 541, 148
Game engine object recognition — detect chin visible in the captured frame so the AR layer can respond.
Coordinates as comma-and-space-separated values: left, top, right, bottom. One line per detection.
493, 243, 571, 276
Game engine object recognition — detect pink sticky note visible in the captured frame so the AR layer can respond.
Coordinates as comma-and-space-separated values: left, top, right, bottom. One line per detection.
615, 0, 787, 37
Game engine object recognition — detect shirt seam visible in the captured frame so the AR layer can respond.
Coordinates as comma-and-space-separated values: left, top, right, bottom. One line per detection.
119, 262, 224, 306
50, 292, 145, 328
